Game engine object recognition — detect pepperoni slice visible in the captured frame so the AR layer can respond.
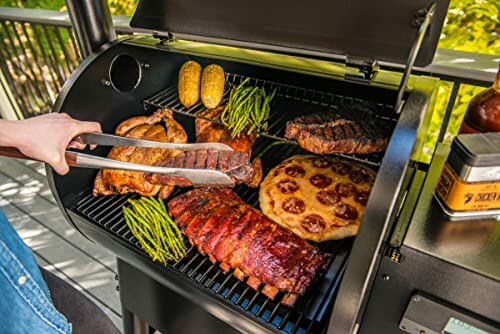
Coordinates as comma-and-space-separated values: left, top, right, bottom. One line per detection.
312, 157, 332, 168
310, 174, 332, 188
335, 203, 359, 220
331, 162, 352, 175
349, 169, 371, 184
354, 191, 370, 206
334, 183, 357, 197
282, 197, 306, 214
285, 165, 306, 177
317, 190, 341, 205
277, 180, 299, 194
301, 214, 326, 233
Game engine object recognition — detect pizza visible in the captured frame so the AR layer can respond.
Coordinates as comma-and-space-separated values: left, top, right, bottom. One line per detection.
259, 155, 376, 242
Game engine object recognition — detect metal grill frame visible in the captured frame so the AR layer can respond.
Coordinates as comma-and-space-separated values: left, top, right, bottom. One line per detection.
46, 36, 440, 334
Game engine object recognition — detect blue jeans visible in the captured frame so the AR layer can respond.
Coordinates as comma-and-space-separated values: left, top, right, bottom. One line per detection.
0, 208, 71, 334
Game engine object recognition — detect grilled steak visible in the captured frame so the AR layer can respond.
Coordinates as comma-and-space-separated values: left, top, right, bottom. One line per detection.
285, 103, 391, 154
168, 188, 330, 305
146, 150, 262, 188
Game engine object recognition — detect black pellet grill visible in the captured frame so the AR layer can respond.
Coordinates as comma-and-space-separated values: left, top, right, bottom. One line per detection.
46, 1, 500, 333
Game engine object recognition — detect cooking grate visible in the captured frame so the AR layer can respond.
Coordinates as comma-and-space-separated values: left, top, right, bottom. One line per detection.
143, 72, 398, 167
69, 138, 363, 334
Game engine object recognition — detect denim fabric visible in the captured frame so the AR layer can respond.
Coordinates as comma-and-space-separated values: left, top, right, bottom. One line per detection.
0, 208, 71, 334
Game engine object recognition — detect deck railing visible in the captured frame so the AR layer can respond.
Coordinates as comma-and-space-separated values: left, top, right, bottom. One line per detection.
0, 7, 497, 154
0, 7, 131, 119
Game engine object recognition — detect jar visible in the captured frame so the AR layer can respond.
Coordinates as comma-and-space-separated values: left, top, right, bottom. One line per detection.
435, 132, 500, 219
459, 64, 500, 134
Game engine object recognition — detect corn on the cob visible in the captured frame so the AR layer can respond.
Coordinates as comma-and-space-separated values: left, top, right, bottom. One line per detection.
201, 64, 225, 109
178, 61, 201, 108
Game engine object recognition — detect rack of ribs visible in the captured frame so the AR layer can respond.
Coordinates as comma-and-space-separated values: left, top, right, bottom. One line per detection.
146, 149, 262, 188
167, 187, 330, 305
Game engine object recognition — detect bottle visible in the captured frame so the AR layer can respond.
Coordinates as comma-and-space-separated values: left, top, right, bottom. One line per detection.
459, 64, 500, 134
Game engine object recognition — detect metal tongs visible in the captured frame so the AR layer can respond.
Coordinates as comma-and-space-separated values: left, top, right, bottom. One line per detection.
0, 133, 236, 187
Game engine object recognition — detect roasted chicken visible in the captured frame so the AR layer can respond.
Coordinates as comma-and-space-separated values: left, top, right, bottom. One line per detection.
93, 109, 187, 198
168, 187, 330, 305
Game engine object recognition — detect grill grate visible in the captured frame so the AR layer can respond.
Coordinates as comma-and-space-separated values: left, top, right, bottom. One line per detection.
143, 72, 398, 167
72, 186, 351, 334
70, 135, 361, 334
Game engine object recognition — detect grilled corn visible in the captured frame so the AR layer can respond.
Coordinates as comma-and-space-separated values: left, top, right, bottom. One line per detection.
201, 64, 225, 109
178, 60, 201, 108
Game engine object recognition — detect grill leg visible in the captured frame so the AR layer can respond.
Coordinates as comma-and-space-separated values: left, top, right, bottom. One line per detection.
122, 307, 150, 334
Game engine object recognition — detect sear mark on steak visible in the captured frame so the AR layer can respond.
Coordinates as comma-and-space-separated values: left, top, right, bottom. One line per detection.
167, 187, 330, 305
146, 150, 262, 188
285, 102, 392, 155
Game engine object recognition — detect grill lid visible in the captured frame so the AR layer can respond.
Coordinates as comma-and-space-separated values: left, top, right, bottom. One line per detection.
130, 0, 449, 66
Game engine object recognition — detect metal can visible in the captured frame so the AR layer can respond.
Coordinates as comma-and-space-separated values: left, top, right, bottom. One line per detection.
435, 132, 500, 219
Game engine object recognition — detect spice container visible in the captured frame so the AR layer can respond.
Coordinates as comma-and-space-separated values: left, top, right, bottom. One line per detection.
435, 132, 500, 219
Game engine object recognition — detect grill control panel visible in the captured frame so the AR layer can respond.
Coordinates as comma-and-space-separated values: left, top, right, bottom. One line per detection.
399, 293, 499, 334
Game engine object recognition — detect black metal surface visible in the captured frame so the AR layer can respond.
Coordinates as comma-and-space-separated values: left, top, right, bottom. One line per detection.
131, 0, 450, 66
65, 0, 116, 57
69, 137, 354, 334
404, 145, 500, 282
143, 72, 396, 168
119, 259, 239, 334
357, 144, 500, 333
330, 84, 436, 333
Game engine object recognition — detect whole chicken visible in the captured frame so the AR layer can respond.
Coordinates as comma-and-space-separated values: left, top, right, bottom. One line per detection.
93, 108, 187, 198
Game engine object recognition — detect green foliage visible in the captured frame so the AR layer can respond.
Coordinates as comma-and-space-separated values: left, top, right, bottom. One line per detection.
0, 0, 138, 15
439, 0, 499, 54
421, 0, 499, 162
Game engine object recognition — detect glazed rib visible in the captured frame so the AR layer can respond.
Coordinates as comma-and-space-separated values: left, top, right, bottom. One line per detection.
146, 150, 262, 187
167, 188, 330, 303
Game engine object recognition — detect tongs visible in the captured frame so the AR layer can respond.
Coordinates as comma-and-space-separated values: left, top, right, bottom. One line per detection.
0, 133, 236, 187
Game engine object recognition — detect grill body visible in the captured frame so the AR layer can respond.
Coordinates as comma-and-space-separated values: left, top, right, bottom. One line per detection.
47, 36, 439, 333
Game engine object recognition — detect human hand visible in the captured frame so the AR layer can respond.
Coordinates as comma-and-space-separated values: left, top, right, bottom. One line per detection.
5, 113, 102, 175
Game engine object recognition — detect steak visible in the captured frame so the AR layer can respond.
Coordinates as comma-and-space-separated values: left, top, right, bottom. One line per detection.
167, 188, 330, 305
146, 150, 262, 188
285, 103, 391, 154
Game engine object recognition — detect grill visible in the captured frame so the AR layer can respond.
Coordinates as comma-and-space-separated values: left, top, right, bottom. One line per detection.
48, 0, 450, 333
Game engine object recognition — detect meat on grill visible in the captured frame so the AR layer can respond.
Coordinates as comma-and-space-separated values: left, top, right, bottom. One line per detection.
146, 149, 262, 188
285, 103, 391, 155
196, 106, 256, 157
168, 188, 330, 305
93, 109, 187, 198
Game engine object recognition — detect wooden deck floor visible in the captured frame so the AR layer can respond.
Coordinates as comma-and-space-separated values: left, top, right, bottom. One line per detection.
0, 157, 123, 331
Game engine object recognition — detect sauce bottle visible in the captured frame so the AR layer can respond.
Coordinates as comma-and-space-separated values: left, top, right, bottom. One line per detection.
459, 64, 500, 134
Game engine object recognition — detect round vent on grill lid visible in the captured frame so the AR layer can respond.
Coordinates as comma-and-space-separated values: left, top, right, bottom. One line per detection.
109, 54, 142, 93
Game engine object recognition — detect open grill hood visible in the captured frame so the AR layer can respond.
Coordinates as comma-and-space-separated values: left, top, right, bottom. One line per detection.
130, 0, 450, 66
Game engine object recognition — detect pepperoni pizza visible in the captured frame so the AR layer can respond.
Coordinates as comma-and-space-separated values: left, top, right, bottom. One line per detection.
259, 155, 376, 242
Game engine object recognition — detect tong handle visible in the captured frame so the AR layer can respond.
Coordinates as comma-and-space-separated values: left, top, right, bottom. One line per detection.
0, 146, 78, 167
0, 146, 31, 160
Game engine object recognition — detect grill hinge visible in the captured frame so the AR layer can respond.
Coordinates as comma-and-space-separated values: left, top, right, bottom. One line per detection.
345, 56, 379, 81
152, 31, 175, 43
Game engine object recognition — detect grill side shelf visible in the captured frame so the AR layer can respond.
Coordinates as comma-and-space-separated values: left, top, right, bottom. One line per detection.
143, 72, 397, 168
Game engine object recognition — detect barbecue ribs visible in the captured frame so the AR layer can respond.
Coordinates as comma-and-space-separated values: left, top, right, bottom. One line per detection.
146, 149, 262, 187
93, 109, 187, 198
168, 188, 330, 305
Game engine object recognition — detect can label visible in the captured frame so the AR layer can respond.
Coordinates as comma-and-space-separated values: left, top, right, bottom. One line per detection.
436, 163, 500, 211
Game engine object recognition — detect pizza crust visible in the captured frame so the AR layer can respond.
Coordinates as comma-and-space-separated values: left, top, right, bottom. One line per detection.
259, 155, 375, 242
